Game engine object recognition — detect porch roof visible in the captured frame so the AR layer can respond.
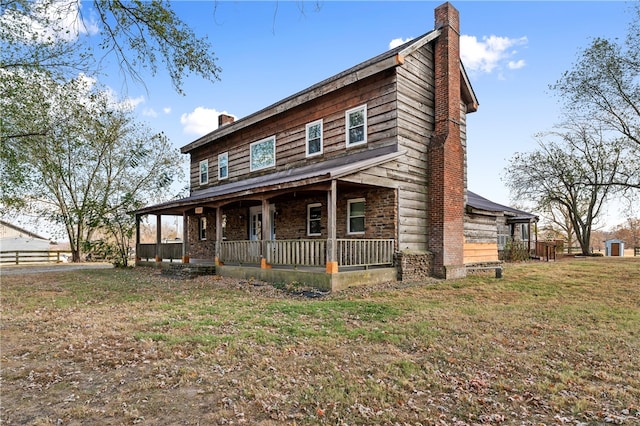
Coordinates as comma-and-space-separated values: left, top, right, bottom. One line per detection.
466, 191, 538, 222
135, 146, 406, 216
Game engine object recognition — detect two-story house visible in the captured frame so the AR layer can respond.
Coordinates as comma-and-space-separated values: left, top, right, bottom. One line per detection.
135, 2, 480, 290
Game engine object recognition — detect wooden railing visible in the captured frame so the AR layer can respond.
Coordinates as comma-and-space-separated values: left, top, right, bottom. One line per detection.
337, 239, 395, 267
266, 240, 326, 266
0, 250, 71, 265
535, 241, 557, 262
219, 239, 395, 268
137, 243, 183, 261
219, 240, 262, 264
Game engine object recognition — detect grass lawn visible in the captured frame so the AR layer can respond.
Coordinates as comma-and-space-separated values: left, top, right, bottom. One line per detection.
1, 257, 639, 425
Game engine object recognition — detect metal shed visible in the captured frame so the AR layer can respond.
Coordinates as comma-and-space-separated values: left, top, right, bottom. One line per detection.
604, 239, 625, 256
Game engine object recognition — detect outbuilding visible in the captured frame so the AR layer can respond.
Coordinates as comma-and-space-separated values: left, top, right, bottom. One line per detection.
604, 239, 625, 256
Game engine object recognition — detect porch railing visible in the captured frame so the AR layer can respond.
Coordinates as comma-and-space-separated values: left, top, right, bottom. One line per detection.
219, 238, 395, 268
337, 239, 395, 267
137, 243, 182, 261
266, 240, 326, 266
219, 240, 262, 264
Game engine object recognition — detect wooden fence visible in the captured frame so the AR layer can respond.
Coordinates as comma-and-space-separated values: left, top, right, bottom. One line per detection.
0, 250, 71, 265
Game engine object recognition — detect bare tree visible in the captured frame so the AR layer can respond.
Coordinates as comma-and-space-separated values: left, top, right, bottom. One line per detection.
505, 121, 625, 255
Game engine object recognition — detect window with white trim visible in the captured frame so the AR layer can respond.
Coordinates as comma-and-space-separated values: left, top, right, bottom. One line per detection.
218, 152, 228, 180
199, 159, 209, 185
346, 104, 367, 147
307, 203, 322, 236
250, 136, 276, 172
199, 217, 207, 240
306, 120, 323, 157
347, 198, 365, 234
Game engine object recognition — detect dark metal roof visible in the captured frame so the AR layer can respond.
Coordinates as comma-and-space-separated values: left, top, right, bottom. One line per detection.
134, 146, 404, 216
467, 191, 538, 221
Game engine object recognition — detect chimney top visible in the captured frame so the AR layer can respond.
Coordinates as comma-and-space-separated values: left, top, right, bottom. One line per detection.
218, 113, 235, 127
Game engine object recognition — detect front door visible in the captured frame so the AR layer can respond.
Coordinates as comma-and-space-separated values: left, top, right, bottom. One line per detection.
249, 205, 275, 241
611, 242, 620, 256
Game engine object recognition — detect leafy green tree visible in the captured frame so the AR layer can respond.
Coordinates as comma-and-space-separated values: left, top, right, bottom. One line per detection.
0, 0, 221, 91
505, 121, 626, 255
2, 75, 182, 263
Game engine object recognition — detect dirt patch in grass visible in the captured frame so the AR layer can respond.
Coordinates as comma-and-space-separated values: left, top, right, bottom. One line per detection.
2, 258, 639, 425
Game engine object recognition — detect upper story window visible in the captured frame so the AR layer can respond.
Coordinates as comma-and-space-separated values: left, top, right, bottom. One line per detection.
306, 119, 323, 157
307, 203, 322, 236
250, 136, 276, 172
218, 152, 228, 180
347, 198, 365, 234
346, 104, 367, 147
199, 159, 209, 185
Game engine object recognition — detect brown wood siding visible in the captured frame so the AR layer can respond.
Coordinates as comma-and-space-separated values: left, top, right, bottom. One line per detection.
394, 43, 436, 251
188, 70, 399, 191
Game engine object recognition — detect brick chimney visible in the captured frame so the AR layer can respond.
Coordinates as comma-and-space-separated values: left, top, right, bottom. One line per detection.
428, 2, 466, 279
218, 113, 235, 127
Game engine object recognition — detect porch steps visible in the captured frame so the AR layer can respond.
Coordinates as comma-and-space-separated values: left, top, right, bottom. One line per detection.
161, 263, 216, 279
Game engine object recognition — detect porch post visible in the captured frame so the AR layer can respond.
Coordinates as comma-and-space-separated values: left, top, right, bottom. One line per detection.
155, 214, 162, 265
326, 179, 338, 273
135, 214, 141, 265
182, 212, 190, 264
215, 207, 223, 266
261, 198, 271, 269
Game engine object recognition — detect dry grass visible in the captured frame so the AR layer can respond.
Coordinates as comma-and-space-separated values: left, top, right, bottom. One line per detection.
1, 257, 639, 425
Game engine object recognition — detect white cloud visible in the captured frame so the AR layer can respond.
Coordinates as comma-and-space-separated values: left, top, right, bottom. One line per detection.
508, 59, 526, 70
120, 95, 145, 111
389, 37, 413, 50
163, 107, 172, 114
142, 108, 158, 118
460, 34, 528, 74
180, 107, 235, 137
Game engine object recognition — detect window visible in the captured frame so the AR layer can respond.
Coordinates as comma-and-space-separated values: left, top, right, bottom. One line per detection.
218, 152, 228, 180
250, 136, 276, 172
307, 203, 322, 236
199, 159, 209, 185
520, 223, 530, 241
346, 104, 367, 147
199, 217, 207, 240
306, 120, 323, 157
347, 198, 365, 234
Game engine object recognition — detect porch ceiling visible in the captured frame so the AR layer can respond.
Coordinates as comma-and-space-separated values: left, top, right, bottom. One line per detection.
135, 146, 406, 216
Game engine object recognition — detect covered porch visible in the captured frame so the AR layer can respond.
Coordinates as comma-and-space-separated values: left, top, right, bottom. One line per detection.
134, 150, 403, 290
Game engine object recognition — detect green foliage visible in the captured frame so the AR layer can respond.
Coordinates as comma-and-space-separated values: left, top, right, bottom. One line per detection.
1, 73, 183, 262
500, 238, 530, 262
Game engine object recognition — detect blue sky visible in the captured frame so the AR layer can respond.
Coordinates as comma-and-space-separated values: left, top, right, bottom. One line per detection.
44, 1, 640, 230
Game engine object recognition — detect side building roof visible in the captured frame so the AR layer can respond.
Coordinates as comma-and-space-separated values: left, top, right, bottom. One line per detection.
466, 191, 538, 222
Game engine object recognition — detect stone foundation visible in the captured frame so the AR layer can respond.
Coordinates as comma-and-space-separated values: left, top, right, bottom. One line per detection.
395, 250, 433, 282
161, 263, 216, 279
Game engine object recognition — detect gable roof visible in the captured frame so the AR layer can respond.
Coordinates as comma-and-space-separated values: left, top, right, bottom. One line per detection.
466, 191, 538, 222
181, 28, 478, 154
0, 219, 49, 241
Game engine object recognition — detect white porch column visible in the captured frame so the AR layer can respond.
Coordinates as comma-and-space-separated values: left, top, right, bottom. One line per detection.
326, 179, 338, 273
